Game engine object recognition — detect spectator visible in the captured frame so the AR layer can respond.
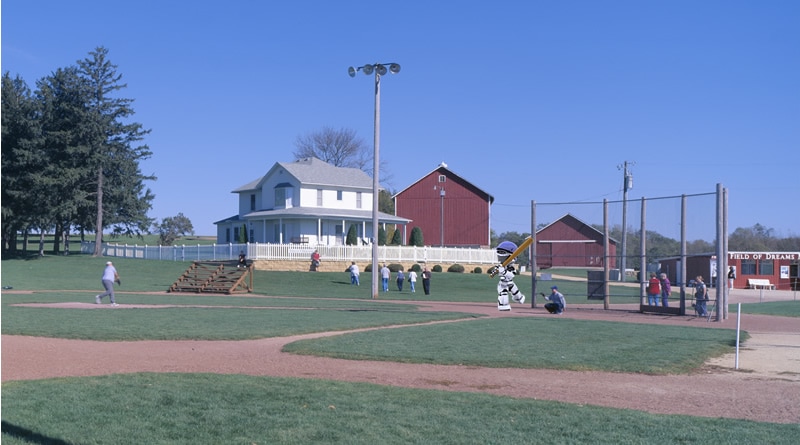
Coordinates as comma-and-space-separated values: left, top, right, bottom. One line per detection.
408, 269, 418, 293
380, 264, 390, 292
647, 272, 661, 306
659, 273, 671, 307
422, 266, 432, 295
695, 275, 710, 317
348, 261, 360, 286
396, 270, 405, 292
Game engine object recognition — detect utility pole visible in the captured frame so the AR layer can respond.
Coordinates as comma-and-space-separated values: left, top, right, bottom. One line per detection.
617, 161, 634, 282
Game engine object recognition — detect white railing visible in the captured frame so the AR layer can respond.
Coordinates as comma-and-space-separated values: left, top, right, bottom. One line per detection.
82, 241, 496, 265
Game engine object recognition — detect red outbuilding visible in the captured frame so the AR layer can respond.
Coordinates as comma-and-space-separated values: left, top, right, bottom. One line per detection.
726, 251, 800, 291
535, 214, 618, 269
393, 163, 493, 247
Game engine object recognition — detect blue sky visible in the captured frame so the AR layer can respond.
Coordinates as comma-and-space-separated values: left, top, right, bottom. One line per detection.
3, 1, 798, 242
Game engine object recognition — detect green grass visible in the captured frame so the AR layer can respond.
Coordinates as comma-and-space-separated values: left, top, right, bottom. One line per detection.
3, 374, 798, 445
726, 300, 800, 317
0, 255, 642, 303
284, 317, 739, 374
1, 255, 794, 443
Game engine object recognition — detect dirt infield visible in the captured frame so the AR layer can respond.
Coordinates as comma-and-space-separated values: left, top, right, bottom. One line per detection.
3, 297, 799, 424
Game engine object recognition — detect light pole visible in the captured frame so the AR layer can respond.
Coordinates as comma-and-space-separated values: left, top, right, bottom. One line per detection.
348, 62, 401, 299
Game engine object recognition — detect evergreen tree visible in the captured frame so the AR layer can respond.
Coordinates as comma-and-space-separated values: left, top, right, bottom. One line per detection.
346, 224, 358, 245
1, 73, 42, 252
76, 47, 155, 255
408, 226, 424, 247
378, 226, 387, 245
390, 227, 402, 245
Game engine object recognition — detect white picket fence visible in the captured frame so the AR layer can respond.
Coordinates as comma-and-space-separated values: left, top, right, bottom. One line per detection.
82, 241, 497, 265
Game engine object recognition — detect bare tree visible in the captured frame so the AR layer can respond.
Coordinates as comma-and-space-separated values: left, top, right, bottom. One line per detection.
293, 127, 393, 186
294, 127, 369, 170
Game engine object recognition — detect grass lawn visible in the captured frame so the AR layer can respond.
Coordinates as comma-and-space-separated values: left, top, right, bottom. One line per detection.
1, 255, 797, 443
3, 374, 798, 445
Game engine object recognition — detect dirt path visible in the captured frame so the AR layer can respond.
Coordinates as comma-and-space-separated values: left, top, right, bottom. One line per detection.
3, 299, 799, 424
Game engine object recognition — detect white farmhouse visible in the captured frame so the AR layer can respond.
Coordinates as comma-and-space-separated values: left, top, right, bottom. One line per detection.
215, 157, 410, 245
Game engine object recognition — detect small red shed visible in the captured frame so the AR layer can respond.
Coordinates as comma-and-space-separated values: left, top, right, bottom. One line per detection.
393, 163, 494, 247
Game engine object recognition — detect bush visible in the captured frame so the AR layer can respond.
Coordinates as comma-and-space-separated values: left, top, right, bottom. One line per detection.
388, 263, 404, 272
473, 266, 483, 274
432, 265, 443, 272
410, 263, 422, 273
447, 264, 465, 273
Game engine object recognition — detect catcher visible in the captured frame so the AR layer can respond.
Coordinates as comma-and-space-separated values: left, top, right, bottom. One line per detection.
542, 286, 566, 314
488, 241, 526, 311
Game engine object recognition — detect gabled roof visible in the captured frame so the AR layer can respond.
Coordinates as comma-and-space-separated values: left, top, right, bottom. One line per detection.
232, 157, 373, 193
392, 162, 494, 203
537, 213, 619, 244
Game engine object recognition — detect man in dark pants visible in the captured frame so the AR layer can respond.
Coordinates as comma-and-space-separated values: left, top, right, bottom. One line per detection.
422, 266, 432, 295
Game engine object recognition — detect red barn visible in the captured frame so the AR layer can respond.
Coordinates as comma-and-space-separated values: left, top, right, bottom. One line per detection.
536, 214, 618, 269
393, 163, 493, 247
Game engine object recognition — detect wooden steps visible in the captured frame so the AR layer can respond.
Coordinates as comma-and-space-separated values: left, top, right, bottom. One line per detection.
168, 261, 253, 294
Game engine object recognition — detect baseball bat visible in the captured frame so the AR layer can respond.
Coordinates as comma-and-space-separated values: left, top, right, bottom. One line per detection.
501, 236, 533, 268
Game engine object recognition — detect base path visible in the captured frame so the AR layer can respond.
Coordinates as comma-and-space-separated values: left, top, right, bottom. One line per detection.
3, 298, 799, 424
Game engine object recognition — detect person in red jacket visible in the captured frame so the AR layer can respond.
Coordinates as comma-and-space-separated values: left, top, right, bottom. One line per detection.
647, 272, 661, 306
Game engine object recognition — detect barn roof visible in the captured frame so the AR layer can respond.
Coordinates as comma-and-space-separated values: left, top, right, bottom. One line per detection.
537, 213, 619, 244
392, 162, 494, 204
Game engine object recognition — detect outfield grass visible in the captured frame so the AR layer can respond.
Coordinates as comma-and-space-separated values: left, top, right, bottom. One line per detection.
1, 255, 796, 443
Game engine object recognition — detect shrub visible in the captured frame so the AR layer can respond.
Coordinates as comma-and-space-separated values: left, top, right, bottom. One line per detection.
388, 263, 404, 272
432, 264, 443, 272
473, 266, 483, 274
447, 264, 465, 273
410, 263, 422, 273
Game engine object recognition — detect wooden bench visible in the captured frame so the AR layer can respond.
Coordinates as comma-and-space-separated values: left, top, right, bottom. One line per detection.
747, 278, 775, 290
290, 236, 309, 244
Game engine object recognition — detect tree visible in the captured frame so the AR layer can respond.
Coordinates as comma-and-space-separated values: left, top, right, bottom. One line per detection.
390, 227, 402, 245
76, 47, 155, 255
238, 223, 248, 243
1, 72, 42, 253
293, 126, 394, 185
378, 226, 387, 245
346, 224, 358, 245
408, 226, 424, 246
154, 213, 194, 246
293, 126, 368, 170
379, 189, 395, 214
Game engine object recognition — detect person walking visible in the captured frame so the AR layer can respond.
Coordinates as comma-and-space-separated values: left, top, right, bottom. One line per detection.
421, 266, 432, 295
95, 261, 120, 306
647, 272, 661, 306
728, 266, 736, 289
380, 264, 390, 292
348, 261, 360, 286
396, 270, 405, 292
408, 269, 418, 293
659, 273, 671, 307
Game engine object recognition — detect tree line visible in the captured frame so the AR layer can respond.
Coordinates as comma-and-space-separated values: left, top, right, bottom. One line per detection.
2, 47, 154, 255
